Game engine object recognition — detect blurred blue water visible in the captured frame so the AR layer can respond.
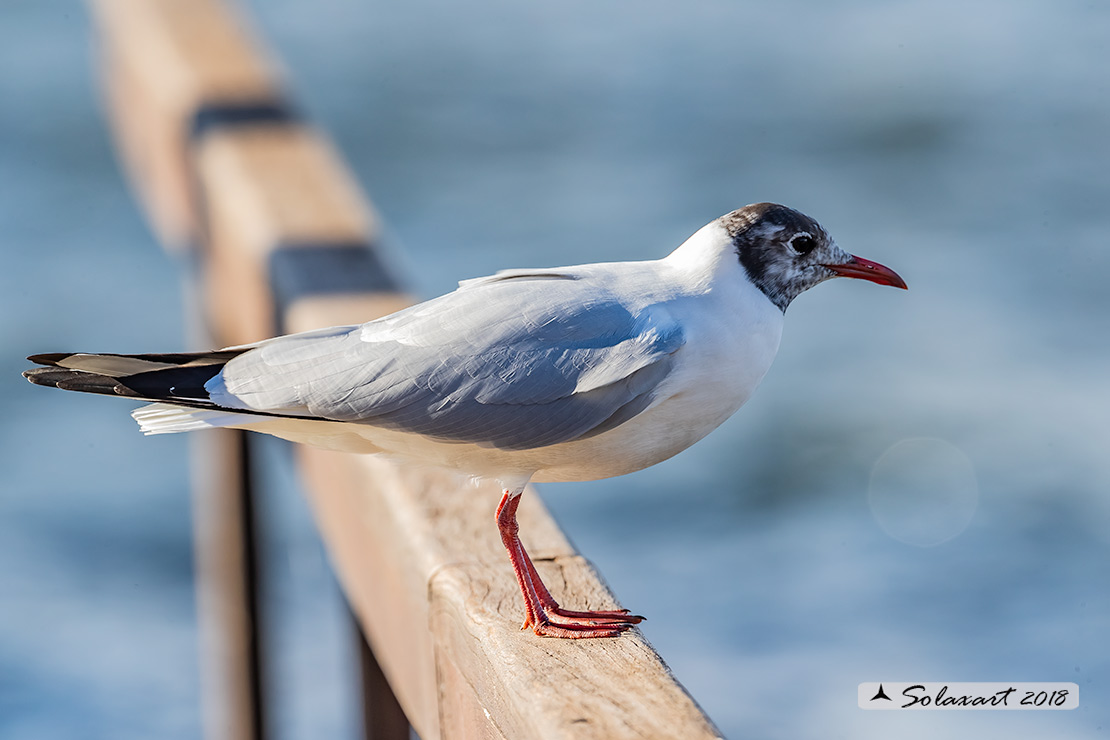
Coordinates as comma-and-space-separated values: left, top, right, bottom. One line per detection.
3, 1, 1109, 738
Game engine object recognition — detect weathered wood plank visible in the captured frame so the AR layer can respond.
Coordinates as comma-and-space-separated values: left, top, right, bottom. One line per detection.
294, 426, 722, 740
431, 559, 721, 740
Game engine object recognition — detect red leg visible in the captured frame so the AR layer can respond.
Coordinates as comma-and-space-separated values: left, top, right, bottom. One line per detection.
520, 545, 644, 624
496, 489, 643, 638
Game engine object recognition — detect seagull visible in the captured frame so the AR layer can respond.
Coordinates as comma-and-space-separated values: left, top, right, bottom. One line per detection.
24, 202, 906, 638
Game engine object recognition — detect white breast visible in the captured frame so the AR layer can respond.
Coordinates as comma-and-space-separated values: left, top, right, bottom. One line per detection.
530, 248, 784, 482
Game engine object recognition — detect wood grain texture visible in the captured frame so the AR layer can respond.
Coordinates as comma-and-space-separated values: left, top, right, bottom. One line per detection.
432, 560, 724, 740
298, 445, 723, 740
294, 441, 581, 740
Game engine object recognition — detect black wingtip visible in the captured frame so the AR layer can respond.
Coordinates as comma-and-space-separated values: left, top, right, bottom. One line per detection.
27, 353, 73, 366
24, 367, 66, 387
23, 366, 141, 397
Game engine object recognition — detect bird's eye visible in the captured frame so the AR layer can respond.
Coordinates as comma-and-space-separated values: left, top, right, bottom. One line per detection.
790, 235, 816, 255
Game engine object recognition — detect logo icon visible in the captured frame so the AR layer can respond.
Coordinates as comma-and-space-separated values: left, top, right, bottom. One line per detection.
870, 684, 892, 702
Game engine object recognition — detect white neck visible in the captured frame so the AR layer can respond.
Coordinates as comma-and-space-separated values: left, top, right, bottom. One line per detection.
662, 221, 746, 292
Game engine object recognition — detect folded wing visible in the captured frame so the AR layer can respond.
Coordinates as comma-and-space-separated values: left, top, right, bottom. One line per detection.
210, 273, 685, 450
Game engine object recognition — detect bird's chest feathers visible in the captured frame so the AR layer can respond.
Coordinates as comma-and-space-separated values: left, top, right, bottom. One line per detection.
652, 289, 783, 436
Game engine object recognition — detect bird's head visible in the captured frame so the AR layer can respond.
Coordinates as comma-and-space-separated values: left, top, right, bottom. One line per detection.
722, 202, 907, 312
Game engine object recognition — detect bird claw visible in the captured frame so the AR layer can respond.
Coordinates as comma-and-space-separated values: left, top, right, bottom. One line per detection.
545, 606, 645, 625
520, 604, 643, 637
530, 618, 633, 639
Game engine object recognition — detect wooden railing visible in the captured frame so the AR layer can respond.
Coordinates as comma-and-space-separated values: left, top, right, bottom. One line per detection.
89, 1, 723, 738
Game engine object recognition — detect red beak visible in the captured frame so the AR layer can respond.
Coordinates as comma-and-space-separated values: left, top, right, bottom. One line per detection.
823, 255, 907, 290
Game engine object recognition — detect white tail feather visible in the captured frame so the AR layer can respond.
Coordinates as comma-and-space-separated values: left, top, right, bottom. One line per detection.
131, 403, 384, 455
131, 403, 246, 435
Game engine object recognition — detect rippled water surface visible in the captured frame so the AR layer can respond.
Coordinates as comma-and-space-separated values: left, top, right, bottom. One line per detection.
3, 2, 1108, 738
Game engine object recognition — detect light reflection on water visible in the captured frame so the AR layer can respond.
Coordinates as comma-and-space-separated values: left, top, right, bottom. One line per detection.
3, 1, 1108, 738
868, 438, 978, 547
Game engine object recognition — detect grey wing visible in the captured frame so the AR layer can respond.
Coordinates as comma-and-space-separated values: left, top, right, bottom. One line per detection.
208, 275, 685, 450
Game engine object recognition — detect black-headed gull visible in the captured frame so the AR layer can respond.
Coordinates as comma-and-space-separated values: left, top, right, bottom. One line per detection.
25, 202, 906, 638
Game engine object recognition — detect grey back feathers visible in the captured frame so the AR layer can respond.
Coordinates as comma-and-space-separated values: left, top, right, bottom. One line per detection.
211, 273, 685, 450
27, 271, 688, 452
